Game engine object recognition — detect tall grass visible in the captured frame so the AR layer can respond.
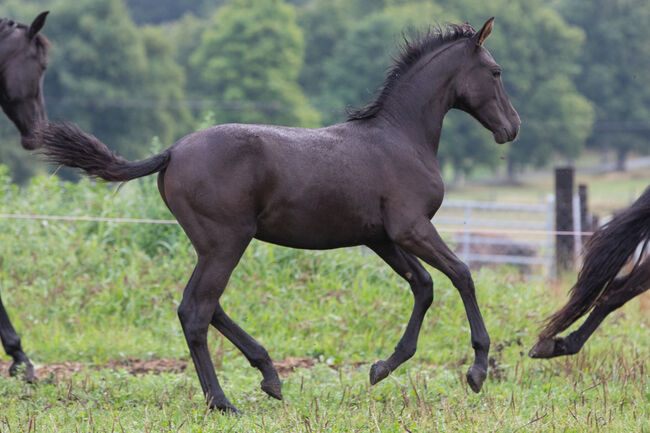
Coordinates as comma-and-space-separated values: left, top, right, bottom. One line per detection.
0, 165, 648, 431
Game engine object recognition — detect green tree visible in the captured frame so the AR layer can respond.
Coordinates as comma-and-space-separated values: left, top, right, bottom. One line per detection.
164, 13, 211, 103
41, 0, 191, 164
556, 0, 650, 170
140, 25, 195, 140
125, 0, 219, 25
315, 3, 447, 124
190, 0, 319, 127
297, 1, 351, 103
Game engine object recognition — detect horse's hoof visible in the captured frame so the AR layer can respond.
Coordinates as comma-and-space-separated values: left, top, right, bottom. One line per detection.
466, 365, 487, 393
9, 361, 37, 383
214, 402, 242, 415
529, 339, 556, 359
261, 378, 283, 400
369, 360, 391, 385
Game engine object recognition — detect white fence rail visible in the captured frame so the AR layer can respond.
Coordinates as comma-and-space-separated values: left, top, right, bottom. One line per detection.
433, 198, 556, 275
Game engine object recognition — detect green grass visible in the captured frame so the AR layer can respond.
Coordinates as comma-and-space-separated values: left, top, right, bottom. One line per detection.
0, 167, 648, 432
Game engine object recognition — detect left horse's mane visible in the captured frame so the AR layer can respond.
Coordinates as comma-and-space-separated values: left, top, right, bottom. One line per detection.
347, 23, 476, 121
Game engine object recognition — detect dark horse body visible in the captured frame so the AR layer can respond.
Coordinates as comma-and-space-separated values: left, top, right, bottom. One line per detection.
38, 19, 520, 412
530, 187, 650, 359
0, 12, 49, 382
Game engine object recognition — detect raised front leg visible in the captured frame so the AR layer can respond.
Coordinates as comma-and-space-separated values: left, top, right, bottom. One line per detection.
367, 242, 433, 385
0, 294, 36, 382
389, 218, 490, 393
530, 259, 650, 359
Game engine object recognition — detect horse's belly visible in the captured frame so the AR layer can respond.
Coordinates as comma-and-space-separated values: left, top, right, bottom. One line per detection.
254, 207, 385, 249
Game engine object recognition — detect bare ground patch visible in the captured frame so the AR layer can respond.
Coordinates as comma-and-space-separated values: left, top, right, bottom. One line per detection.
0, 356, 336, 381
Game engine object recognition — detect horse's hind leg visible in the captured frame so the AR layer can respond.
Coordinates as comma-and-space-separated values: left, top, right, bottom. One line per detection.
177, 233, 252, 413
367, 242, 433, 385
530, 259, 650, 359
211, 305, 282, 400
0, 295, 36, 382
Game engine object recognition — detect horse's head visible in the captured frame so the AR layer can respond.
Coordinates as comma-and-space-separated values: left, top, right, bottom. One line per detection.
454, 18, 520, 144
0, 11, 49, 150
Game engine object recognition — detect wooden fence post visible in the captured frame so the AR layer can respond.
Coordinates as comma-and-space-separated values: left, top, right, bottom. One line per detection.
578, 184, 590, 245
555, 167, 574, 273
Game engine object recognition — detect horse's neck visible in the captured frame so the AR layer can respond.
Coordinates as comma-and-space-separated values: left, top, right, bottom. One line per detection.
378, 91, 450, 158
381, 53, 461, 156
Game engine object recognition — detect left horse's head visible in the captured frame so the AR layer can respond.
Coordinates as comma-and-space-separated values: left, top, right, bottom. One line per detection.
454, 18, 520, 144
0, 11, 49, 150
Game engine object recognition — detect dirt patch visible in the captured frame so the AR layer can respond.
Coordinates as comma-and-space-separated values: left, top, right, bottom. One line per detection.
0, 357, 187, 381
0, 356, 325, 381
102, 357, 188, 375
273, 357, 319, 377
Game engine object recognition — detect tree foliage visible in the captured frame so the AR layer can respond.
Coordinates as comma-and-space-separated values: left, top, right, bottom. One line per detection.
40, 0, 191, 164
0, 0, 646, 182
190, 0, 319, 127
125, 0, 218, 25
555, 0, 650, 169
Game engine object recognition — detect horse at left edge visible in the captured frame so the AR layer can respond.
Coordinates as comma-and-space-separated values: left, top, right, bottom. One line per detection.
0, 11, 50, 382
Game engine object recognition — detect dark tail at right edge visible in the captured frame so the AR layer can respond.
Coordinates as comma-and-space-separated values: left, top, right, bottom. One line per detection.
539, 186, 650, 339
36, 121, 170, 182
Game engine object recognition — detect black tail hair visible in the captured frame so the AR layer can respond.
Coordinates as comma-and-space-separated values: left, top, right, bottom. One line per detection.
36, 121, 170, 182
540, 186, 650, 339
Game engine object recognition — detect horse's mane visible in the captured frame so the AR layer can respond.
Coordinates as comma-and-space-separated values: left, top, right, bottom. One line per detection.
0, 17, 50, 54
347, 23, 476, 121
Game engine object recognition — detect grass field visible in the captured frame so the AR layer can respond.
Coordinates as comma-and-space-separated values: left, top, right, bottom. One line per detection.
0, 167, 648, 432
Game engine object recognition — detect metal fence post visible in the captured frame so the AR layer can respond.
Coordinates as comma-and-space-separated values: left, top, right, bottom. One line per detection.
462, 204, 472, 266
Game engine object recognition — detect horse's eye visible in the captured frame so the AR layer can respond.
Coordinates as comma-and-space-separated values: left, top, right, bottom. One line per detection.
492, 69, 502, 78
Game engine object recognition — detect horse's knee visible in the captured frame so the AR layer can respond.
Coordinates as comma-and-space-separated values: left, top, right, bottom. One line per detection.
472, 334, 490, 353
451, 262, 473, 290
178, 304, 208, 347
412, 272, 434, 308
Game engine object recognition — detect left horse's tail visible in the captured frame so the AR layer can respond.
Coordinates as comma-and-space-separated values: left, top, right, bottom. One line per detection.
36, 121, 170, 182
539, 186, 650, 339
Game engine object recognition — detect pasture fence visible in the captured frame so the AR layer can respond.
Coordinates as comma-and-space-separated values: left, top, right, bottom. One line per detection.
434, 197, 558, 276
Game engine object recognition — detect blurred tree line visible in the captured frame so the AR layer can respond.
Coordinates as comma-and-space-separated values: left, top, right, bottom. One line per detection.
0, 0, 647, 183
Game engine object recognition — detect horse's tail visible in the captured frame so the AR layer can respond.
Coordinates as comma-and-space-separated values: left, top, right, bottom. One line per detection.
539, 186, 650, 339
36, 121, 170, 182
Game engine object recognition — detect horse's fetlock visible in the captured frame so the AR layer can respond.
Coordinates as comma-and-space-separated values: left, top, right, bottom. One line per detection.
472, 336, 490, 353
395, 342, 417, 360
2, 335, 22, 354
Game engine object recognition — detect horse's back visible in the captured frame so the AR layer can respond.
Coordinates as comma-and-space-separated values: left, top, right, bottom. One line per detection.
161, 123, 389, 249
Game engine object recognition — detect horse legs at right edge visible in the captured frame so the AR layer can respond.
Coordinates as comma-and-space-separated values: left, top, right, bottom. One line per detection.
390, 218, 490, 393
530, 258, 650, 359
0, 295, 36, 382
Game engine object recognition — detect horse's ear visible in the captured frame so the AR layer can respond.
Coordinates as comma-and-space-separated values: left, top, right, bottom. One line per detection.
472, 17, 494, 47
28, 11, 49, 40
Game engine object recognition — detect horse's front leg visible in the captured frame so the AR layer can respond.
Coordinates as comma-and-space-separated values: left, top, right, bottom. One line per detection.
530, 259, 650, 359
389, 218, 490, 393
0, 294, 36, 382
367, 242, 433, 385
